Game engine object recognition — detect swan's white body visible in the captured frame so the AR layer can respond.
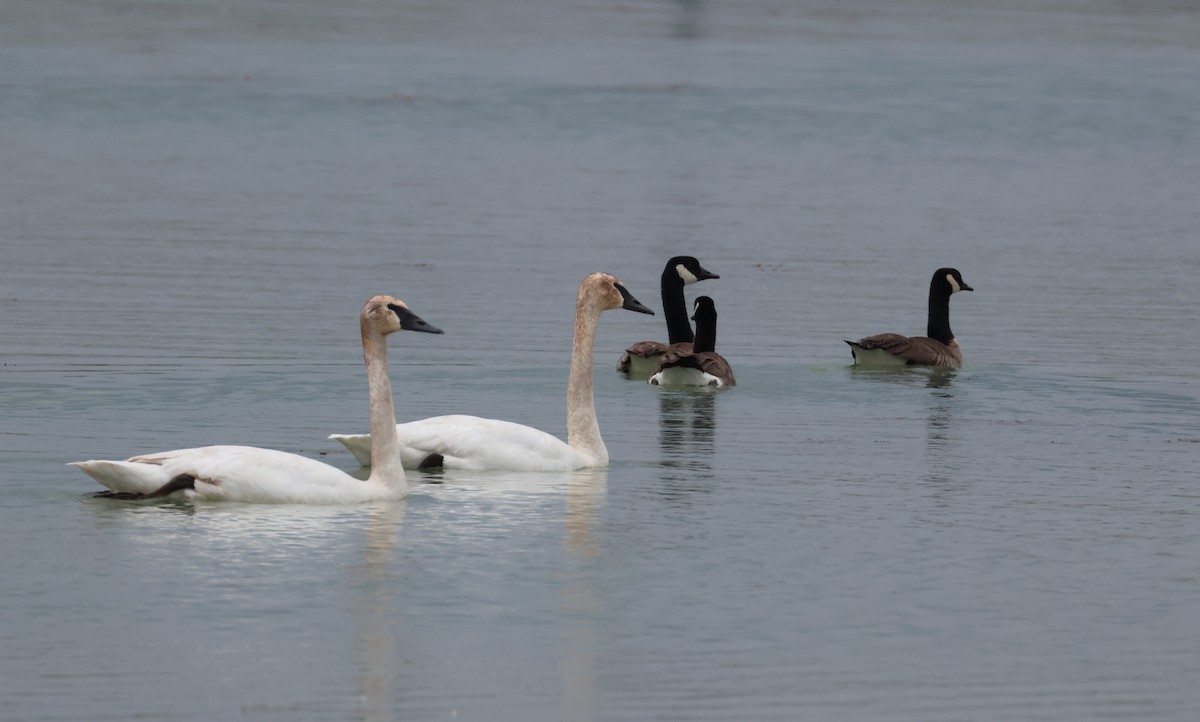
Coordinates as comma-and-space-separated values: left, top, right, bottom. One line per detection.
70, 295, 441, 504
335, 415, 590, 472
73, 446, 397, 504
331, 272, 654, 472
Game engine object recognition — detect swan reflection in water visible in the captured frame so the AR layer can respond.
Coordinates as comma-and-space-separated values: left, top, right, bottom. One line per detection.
562, 469, 608, 722
83, 464, 608, 721
83, 496, 407, 721
355, 502, 405, 722
411, 467, 611, 722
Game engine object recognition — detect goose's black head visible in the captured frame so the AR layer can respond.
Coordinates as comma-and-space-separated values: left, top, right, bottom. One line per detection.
691, 295, 718, 323
932, 268, 973, 295
665, 256, 720, 286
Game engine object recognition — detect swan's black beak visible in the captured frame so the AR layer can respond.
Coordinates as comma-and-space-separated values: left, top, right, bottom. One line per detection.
960, 282, 974, 292
388, 304, 444, 334
615, 283, 655, 315
697, 266, 720, 281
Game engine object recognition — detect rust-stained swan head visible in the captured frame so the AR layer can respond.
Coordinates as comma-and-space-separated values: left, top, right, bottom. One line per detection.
361, 295, 444, 336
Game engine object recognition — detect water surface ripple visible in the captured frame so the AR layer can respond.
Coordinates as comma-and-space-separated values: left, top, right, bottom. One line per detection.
2, 1, 1198, 720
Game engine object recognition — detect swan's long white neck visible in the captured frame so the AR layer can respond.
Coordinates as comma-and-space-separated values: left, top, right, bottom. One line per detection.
566, 293, 607, 466
361, 326, 406, 492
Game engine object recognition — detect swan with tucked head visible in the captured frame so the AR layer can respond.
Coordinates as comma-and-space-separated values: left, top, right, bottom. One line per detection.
617, 256, 719, 375
331, 272, 654, 471
845, 267, 974, 368
70, 295, 443, 503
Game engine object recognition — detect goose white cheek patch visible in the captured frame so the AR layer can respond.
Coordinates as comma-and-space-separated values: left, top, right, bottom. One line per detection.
947, 274, 960, 293
676, 264, 699, 285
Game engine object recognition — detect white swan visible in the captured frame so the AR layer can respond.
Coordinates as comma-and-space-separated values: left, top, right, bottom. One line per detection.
331, 272, 654, 471
69, 295, 443, 503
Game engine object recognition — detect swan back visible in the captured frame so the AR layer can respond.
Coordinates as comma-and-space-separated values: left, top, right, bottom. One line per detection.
72, 295, 443, 503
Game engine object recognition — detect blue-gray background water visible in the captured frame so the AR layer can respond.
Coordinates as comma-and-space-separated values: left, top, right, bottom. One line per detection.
2, 1, 1198, 720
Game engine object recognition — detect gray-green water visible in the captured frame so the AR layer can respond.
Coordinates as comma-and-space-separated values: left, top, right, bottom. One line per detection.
2, 1, 1198, 720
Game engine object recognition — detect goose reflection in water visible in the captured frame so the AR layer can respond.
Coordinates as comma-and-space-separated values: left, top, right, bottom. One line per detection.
849, 365, 957, 390
655, 389, 721, 497
848, 366, 966, 490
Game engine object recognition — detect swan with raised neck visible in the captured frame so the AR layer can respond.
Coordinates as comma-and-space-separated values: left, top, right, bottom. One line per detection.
70, 295, 443, 503
332, 273, 654, 471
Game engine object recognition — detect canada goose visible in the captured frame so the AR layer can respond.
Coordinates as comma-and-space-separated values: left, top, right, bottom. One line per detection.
70, 296, 443, 503
649, 296, 736, 387
331, 272, 654, 471
845, 267, 973, 368
617, 256, 719, 375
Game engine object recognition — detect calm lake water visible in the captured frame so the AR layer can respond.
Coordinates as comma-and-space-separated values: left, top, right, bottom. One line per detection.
2, 1, 1198, 720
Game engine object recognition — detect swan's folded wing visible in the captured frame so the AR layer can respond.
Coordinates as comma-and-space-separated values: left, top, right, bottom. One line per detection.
71, 446, 245, 494
331, 416, 581, 471
97, 446, 349, 498
395, 415, 581, 471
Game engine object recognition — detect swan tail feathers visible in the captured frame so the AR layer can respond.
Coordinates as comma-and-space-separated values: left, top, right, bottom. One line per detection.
69, 459, 172, 495
329, 434, 374, 467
